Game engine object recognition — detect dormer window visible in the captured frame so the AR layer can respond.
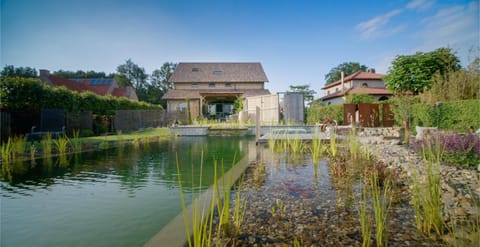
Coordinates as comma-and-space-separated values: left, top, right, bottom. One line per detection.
192, 83, 198, 88
192, 68, 200, 72
225, 83, 232, 87
362, 83, 368, 87
209, 83, 215, 88
212, 70, 223, 75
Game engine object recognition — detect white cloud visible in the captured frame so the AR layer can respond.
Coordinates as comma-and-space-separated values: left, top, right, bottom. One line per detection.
356, 9, 404, 40
417, 1, 479, 52
407, 0, 435, 11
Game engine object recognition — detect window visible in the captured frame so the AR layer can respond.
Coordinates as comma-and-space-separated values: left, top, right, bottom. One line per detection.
336, 88, 339, 92
192, 83, 198, 88
225, 83, 232, 87
212, 70, 223, 75
209, 83, 215, 88
362, 83, 368, 87
192, 68, 200, 72
327, 90, 330, 95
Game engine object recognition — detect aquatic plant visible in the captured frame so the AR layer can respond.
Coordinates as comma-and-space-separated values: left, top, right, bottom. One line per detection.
53, 135, 70, 155
41, 133, 53, 157
410, 159, 444, 237
12, 135, 26, 159
1, 138, 13, 163
310, 132, 324, 165
132, 135, 140, 149
71, 129, 82, 152
289, 134, 305, 154
329, 133, 338, 158
29, 143, 36, 161
371, 163, 392, 247
357, 183, 372, 247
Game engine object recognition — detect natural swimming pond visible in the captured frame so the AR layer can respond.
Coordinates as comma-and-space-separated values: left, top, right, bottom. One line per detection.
0, 137, 250, 247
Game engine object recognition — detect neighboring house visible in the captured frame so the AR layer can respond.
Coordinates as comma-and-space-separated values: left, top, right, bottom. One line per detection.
39, 70, 138, 101
162, 62, 270, 120
320, 69, 392, 105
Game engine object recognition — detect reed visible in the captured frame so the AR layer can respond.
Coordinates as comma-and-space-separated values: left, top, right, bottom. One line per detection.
310, 132, 324, 165
53, 135, 70, 155
12, 135, 26, 159
132, 135, 140, 150
357, 183, 372, 247
371, 163, 392, 247
268, 136, 277, 151
231, 176, 247, 239
71, 129, 82, 152
289, 134, 305, 154
1, 138, 13, 163
411, 137, 444, 236
348, 134, 361, 161
329, 133, 338, 158
29, 143, 36, 161
41, 133, 53, 157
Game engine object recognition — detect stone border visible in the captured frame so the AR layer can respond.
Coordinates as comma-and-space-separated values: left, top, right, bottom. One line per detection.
144, 154, 250, 247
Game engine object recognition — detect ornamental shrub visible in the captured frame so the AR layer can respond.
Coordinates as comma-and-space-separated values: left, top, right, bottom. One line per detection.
306, 104, 343, 125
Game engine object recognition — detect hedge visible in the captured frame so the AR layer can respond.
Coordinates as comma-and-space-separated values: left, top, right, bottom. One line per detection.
0, 77, 162, 114
306, 104, 343, 125
410, 99, 480, 132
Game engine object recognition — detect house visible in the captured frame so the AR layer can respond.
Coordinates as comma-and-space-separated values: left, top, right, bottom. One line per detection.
39, 70, 138, 101
320, 69, 392, 105
162, 62, 270, 120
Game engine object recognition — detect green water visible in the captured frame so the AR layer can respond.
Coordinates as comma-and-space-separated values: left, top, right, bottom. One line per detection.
0, 136, 249, 247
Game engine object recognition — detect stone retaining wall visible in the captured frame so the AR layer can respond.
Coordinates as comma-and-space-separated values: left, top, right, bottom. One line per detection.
360, 127, 404, 138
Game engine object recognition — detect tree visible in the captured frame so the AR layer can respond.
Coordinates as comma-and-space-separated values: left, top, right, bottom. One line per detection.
116, 59, 148, 90
116, 59, 148, 101
288, 84, 316, 105
1, 65, 38, 78
384, 47, 461, 94
146, 62, 176, 106
324, 62, 368, 85
53, 70, 110, 78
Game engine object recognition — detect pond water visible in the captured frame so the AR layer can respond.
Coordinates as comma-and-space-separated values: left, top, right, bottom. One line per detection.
1, 137, 250, 247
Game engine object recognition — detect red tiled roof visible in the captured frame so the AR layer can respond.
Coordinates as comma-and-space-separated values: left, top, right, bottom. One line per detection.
322, 71, 385, 89
48, 75, 87, 93
112, 88, 127, 97
320, 87, 392, 100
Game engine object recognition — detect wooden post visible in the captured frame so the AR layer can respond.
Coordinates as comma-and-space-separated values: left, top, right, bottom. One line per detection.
255, 106, 260, 143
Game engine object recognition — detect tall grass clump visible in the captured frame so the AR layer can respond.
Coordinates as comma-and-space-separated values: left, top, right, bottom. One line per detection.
1, 138, 14, 163
71, 129, 82, 152
329, 133, 338, 158
41, 133, 53, 157
53, 135, 70, 155
289, 134, 305, 154
410, 137, 444, 237
310, 134, 323, 165
357, 183, 372, 247
12, 136, 26, 159
371, 163, 392, 247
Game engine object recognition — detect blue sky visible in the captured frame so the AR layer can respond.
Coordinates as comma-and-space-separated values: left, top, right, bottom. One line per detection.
2, 0, 479, 98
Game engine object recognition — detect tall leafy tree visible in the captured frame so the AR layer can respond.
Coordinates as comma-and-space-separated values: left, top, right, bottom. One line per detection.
384, 47, 461, 94
1, 65, 38, 78
147, 62, 176, 106
324, 62, 368, 85
288, 84, 317, 105
116, 59, 148, 101
116, 59, 148, 89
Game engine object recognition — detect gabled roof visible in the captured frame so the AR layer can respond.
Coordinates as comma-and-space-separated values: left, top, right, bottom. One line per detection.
169, 63, 269, 83
162, 89, 271, 100
320, 87, 392, 100
322, 71, 385, 89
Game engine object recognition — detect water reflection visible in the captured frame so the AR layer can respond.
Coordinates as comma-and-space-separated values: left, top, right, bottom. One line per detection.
1, 136, 251, 247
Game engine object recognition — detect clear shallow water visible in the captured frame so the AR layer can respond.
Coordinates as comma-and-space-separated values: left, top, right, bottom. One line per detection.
1, 137, 249, 247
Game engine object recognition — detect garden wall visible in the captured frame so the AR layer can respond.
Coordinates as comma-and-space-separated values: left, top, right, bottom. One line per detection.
114, 110, 166, 132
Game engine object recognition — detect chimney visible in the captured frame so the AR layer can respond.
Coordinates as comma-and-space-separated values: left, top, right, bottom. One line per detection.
341, 71, 345, 90
39, 69, 53, 86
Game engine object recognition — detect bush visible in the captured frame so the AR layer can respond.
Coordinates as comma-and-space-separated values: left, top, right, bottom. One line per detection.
413, 133, 480, 167
411, 99, 480, 131
306, 104, 343, 125
0, 77, 162, 114
346, 94, 376, 104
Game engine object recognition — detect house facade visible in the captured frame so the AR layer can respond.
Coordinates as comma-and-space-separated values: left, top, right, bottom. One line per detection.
162, 62, 270, 120
320, 70, 392, 105
39, 70, 138, 101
